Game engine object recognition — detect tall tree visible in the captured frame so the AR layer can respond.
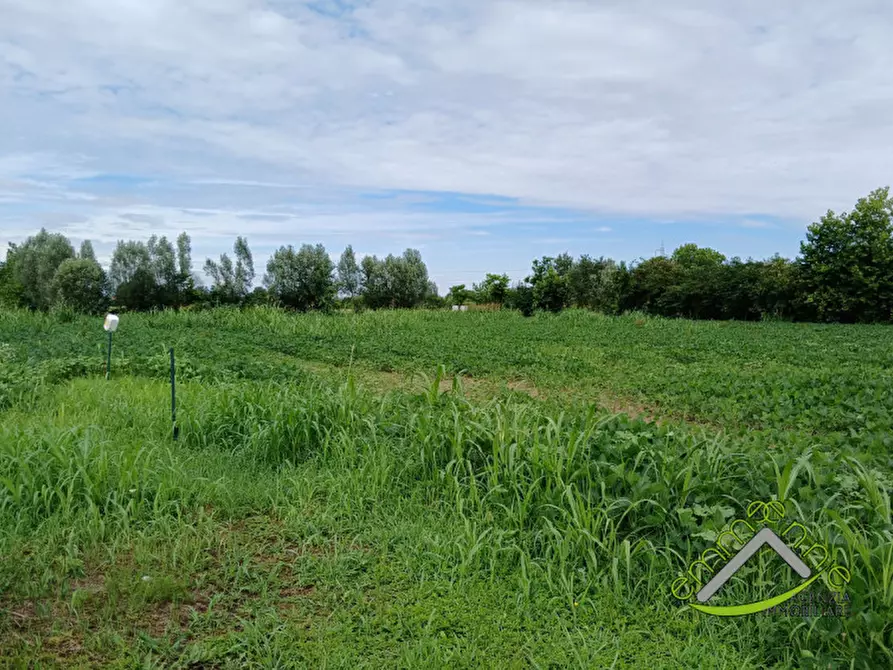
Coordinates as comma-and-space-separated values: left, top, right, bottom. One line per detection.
799, 187, 893, 322
79, 240, 96, 261
358, 249, 432, 309
109, 240, 152, 292
0, 245, 25, 308
9, 228, 76, 310
424, 280, 442, 308
176, 232, 192, 278
109, 239, 165, 310
626, 256, 683, 316
203, 253, 235, 300
360, 255, 389, 309
175, 232, 194, 304
593, 259, 628, 315
755, 255, 803, 320
568, 255, 604, 309
204, 236, 254, 304
148, 235, 179, 304
528, 254, 573, 312
716, 257, 759, 321
264, 243, 336, 311
671, 244, 727, 319
337, 245, 362, 298
233, 236, 254, 298
116, 267, 160, 311
385, 249, 432, 308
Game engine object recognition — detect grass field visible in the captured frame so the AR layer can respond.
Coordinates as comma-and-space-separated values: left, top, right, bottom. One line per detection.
1, 308, 891, 668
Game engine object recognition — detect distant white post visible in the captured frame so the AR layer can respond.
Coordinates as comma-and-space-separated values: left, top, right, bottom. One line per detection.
103, 314, 119, 380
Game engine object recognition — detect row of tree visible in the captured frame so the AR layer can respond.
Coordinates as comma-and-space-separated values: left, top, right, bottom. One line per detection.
450, 248, 803, 321
1, 187, 892, 323
0, 231, 438, 314
454, 187, 893, 323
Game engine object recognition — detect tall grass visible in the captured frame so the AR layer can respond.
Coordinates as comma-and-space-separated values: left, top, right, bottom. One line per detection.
1, 368, 889, 667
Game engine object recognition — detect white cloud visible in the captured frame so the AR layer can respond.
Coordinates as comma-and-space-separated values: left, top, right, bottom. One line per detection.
2, 0, 893, 284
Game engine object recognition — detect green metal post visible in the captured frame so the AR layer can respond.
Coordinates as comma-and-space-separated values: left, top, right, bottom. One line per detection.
106, 331, 113, 380
170, 348, 178, 440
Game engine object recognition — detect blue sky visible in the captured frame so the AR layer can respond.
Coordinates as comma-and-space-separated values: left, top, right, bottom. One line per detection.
2, 1, 892, 291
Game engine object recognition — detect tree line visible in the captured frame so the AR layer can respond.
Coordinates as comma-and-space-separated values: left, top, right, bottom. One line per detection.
1, 187, 892, 323
0, 233, 439, 314
454, 186, 893, 323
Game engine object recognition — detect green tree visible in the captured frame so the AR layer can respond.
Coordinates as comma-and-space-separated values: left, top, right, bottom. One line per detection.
799, 187, 893, 322
504, 282, 535, 316
0, 246, 25, 308
360, 255, 389, 309
79, 240, 96, 261
719, 257, 762, 321
148, 235, 179, 305
472, 273, 510, 304
234, 236, 254, 299
568, 255, 628, 311
109, 240, 157, 309
203, 253, 235, 301
671, 243, 726, 269
337, 245, 362, 299
204, 236, 254, 304
528, 254, 573, 312
423, 281, 443, 309
109, 240, 152, 292
116, 266, 160, 311
592, 259, 628, 315
176, 232, 192, 280
720, 256, 803, 321
447, 284, 471, 306
52, 258, 108, 314
264, 243, 336, 311
9, 228, 76, 310
246, 286, 272, 307
567, 255, 601, 308
755, 255, 803, 320
175, 232, 195, 306
671, 244, 727, 319
626, 256, 683, 316
356, 250, 433, 309
385, 249, 432, 308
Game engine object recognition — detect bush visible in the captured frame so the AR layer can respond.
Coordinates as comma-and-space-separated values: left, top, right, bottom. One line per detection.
52, 258, 109, 314
504, 284, 535, 316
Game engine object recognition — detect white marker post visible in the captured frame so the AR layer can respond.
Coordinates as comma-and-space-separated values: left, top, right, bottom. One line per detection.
103, 314, 119, 380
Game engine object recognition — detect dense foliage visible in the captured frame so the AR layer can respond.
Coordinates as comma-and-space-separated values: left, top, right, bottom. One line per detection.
264, 243, 337, 311
1, 187, 892, 322
51, 258, 108, 314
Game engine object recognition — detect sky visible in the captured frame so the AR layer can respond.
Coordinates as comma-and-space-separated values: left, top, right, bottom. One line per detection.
2, 0, 892, 291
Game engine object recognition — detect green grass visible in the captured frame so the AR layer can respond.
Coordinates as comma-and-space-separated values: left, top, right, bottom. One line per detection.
0, 308, 891, 668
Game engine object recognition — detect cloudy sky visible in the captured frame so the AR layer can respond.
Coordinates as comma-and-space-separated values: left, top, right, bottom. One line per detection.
2, 0, 892, 290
